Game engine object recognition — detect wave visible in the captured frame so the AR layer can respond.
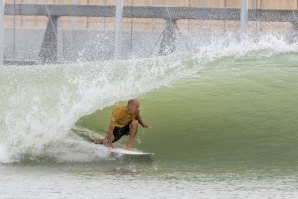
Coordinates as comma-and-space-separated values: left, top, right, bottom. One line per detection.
0, 34, 297, 164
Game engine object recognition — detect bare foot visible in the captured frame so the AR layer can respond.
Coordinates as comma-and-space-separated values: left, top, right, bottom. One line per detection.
94, 139, 101, 144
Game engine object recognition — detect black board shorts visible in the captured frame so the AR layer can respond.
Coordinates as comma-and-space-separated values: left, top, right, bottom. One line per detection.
112, 124, 130, 143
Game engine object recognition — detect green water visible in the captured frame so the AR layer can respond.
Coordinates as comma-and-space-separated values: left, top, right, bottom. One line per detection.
76, 52, 298, 171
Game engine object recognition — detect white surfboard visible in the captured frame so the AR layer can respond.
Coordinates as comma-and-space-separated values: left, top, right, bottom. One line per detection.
109, 148, 153, 156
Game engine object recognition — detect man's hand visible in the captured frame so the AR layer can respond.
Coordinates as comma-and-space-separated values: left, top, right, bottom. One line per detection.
94, 139, 101, 144
103, 138, 109, 146
103, 135, 114, 147
142, 123, 152, 128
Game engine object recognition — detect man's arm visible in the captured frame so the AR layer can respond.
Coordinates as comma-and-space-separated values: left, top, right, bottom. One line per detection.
104, 124, 115, 147
136, 114, 151, 128
104, 107, 120, 147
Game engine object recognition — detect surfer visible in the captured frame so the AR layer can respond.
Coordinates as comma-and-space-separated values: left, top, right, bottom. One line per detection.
94, 99, 151, 150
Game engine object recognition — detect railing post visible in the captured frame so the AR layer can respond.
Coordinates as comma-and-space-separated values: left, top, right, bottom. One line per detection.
240, 0, 248, 37
0, 0, 5, 65
252, 0, 257, 34
114, 0, 123, 59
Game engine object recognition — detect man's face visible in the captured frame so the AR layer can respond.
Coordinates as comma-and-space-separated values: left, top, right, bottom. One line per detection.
128, 102, 140, 114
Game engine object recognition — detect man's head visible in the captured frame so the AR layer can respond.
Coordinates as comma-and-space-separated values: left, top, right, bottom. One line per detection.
127, 99, 140, 114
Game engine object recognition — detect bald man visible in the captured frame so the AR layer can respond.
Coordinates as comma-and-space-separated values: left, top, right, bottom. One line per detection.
95, 99, 151, 150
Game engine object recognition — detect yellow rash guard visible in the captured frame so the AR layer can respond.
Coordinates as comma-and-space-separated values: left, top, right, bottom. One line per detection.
109, 106, 138, 128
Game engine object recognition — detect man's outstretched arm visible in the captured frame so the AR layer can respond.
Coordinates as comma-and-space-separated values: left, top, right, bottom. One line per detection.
136, 114, 151, 128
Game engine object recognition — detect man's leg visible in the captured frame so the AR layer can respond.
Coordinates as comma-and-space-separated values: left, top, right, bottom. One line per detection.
126, 120, 139, 150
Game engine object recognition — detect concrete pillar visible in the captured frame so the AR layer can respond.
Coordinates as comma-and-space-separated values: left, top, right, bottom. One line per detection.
159, 19, 177, 56
290, 22, 298, 42
38, 15, 59, 64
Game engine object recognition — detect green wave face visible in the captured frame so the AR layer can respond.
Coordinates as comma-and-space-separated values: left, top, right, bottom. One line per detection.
77, 52, 298, 169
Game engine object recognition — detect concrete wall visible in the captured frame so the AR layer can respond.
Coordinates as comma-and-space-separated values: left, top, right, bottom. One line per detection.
4, 28, 166, 62
4, 27, 218, 63
3, 0, 297, 64
4, 0, 298, 30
